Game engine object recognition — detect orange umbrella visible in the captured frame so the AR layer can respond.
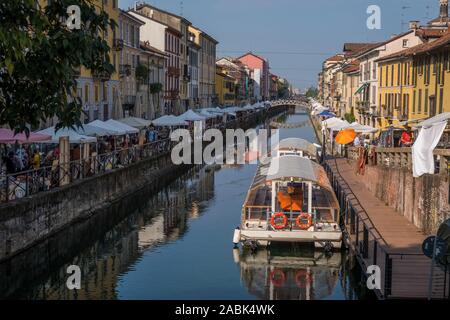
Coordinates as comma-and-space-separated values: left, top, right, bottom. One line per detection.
335, 128, 357, 145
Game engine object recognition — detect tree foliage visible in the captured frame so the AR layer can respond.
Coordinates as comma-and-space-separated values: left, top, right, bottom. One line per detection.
0, 0, 115, 134
305, 86, 318, 98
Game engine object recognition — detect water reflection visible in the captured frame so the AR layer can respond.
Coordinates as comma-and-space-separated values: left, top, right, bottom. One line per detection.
235, 245, 342, 300
0, 112, 373, 300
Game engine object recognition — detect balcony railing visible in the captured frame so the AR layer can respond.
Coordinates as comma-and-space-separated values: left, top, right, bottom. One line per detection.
347, 146, 450, 174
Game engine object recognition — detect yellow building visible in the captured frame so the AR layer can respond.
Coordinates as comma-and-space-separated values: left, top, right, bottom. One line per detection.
376, 55, 414, 128
40, 0, 121, 124
377, 31, 450, 128
215, 66, 236, 106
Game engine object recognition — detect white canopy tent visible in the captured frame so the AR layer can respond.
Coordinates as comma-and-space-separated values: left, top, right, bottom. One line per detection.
105, 119, 139, 134
77, 124, 115, 137
118, 117, 152, 129
36, 127, 97, 144
152, 115, 188, 127
348, 122, 378, 134
197, 109, 218, 119
177, 109, 206, 122
88, 120, 126, 136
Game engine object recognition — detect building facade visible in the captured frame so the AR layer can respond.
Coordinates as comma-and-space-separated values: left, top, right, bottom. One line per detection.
216, 65, 236, 106
118, 10, 144, 118
237, 52, 270, 101
187, 31, 201, 109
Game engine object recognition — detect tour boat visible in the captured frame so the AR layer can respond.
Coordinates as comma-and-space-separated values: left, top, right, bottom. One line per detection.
234, 138, 341, 250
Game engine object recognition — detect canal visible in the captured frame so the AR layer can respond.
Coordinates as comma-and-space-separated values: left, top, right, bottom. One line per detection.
0, 111, 374, 300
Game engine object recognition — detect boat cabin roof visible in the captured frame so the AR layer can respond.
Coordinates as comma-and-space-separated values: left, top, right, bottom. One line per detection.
266, 156, 332, 192
274, 138, 318, 157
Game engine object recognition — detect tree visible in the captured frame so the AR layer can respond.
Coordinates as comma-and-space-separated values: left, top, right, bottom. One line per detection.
0, 0, 115, 134
305, 86, 318, 99
277, 80, 290, 99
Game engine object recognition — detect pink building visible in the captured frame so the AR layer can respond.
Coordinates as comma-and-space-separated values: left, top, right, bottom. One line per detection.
237, 52, 270, 101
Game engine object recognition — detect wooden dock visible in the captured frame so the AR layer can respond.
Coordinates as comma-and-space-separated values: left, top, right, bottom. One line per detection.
325, 158, 449, 300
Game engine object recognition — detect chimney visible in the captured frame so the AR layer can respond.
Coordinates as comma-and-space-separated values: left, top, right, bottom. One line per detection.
409, 20, 420, 30
440, 0, 449, 19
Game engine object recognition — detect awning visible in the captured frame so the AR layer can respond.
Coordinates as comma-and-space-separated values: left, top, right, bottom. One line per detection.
177, 110, 206, 122
414, 112, 450, 128
0, 128, 52, 144
88, 120, 127, 136
105, 119, 139, 134
354, 83, 369, 95
36, 127, 97, 144
118, 117, 152, 129
152, 115, 188, 127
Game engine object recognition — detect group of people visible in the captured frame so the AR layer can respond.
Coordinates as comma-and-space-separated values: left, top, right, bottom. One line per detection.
1, 145, 43, 175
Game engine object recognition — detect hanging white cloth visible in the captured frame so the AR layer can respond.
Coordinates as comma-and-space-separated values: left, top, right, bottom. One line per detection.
412, 121, 447, 177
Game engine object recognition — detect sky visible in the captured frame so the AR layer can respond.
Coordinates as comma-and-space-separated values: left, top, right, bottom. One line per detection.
120, 0, 441, 91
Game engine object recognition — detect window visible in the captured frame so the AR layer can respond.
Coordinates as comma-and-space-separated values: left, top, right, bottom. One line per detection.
413, 90, 416, 113
84, 84, 89, 103
380, 66, 383, 86
403, 39, 408, 48
424, 89, 429, 113
418, 89, 422, 113
397, 63, 401, 86
385, 66, 389, 87
439, 88, 444, 113
391, 65, 394, 86
94, 85, 99, 102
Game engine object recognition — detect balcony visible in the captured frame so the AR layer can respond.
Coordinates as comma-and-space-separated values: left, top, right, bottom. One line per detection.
119, 64, 131, 77
167, 67, 181, 77
113, 38, 124, 51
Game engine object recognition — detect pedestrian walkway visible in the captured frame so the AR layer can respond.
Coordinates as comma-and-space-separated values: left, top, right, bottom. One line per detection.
327, 158, 426, 253
325, 157, 448, 300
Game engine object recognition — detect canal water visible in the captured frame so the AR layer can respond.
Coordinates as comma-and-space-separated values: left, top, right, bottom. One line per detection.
0, 112, 373, 300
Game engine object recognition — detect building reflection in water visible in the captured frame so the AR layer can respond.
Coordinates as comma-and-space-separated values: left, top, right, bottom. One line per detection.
0, 165, 215, 300
235, 244, 352, 300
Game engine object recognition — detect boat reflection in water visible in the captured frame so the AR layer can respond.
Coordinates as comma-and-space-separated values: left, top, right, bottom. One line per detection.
234, 244, 342, 300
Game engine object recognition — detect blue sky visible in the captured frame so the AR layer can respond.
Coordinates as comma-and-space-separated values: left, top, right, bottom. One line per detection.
120, 0, 440, 90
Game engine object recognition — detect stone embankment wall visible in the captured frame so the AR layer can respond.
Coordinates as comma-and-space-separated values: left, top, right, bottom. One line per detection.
0, 152, 189, 262
356, 161, 449, 234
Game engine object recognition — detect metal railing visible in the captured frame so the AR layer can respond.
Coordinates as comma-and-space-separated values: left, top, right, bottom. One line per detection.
0, 139, 172, 203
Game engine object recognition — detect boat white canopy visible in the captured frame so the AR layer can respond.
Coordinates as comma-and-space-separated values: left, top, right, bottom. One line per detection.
266, 155, 332, 192
274, 138, 318, 157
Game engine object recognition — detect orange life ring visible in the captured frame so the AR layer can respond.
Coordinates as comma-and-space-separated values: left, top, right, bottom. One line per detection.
295, 213, 312, 230
270, 213, 288, 230
269, 269, 286, 287
295, 270, 311, 288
